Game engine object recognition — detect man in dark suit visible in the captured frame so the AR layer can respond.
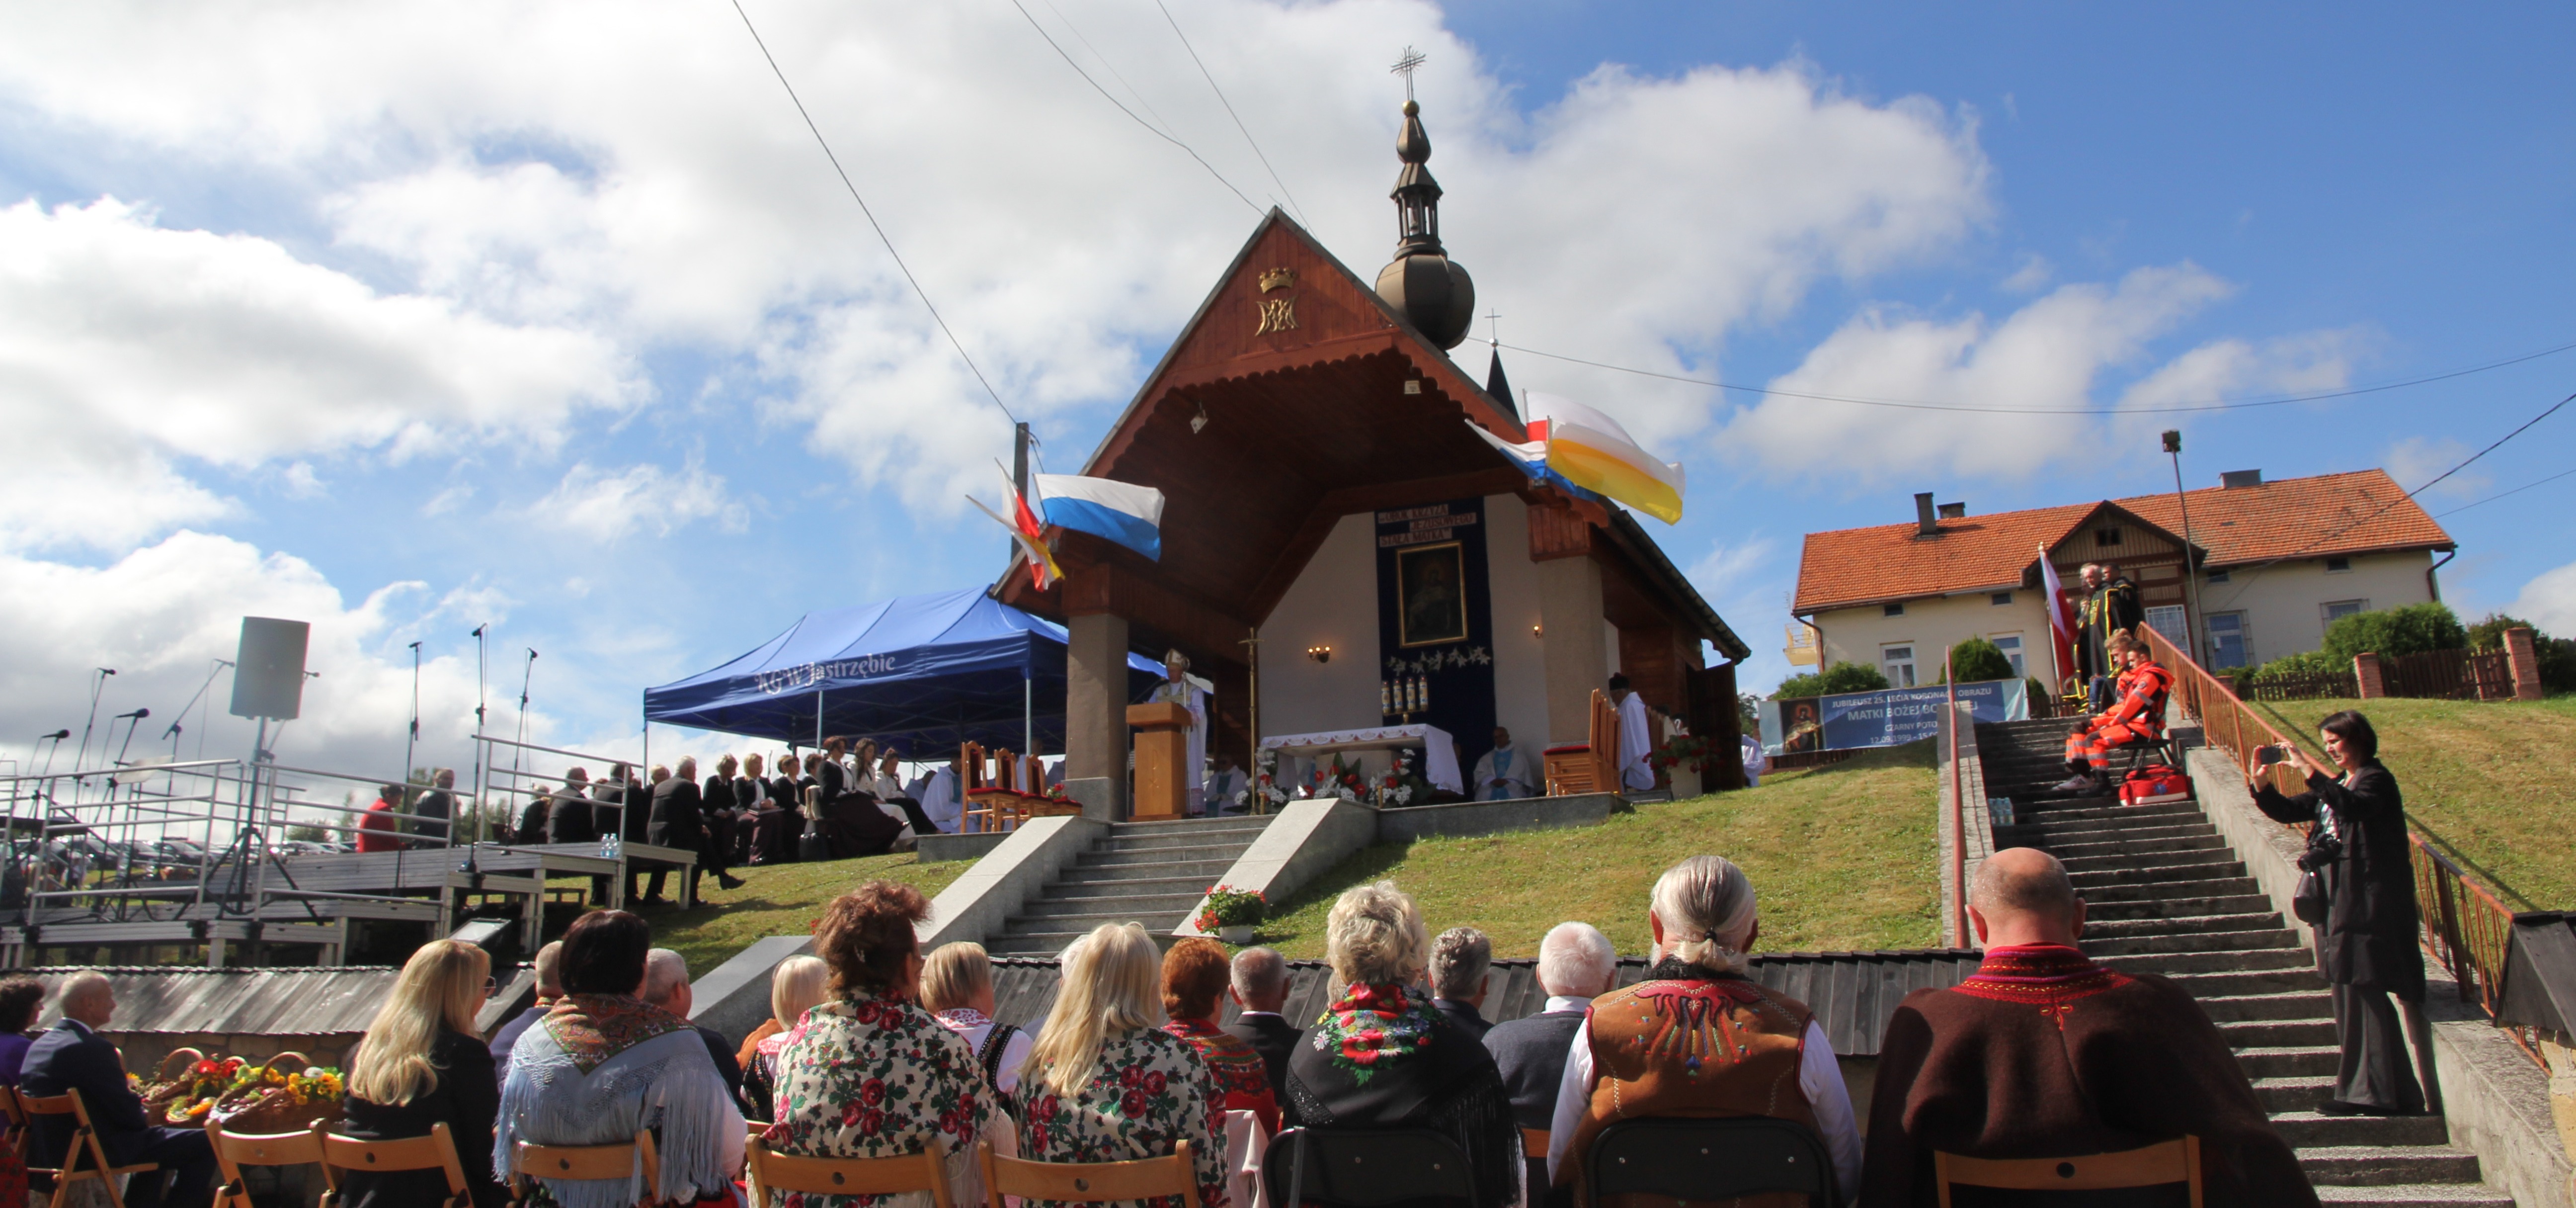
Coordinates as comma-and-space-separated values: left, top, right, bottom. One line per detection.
644, 757, 704, 904
412, 768, 456, 845
21, 971, 217, 1208
547, 767, 597, 844
1485, 922, 1617, 1129
488, 941, 563, 1071
1430, 926, 1494, 1040
513, 788, 551, 847
1221, 947, 1299, 1099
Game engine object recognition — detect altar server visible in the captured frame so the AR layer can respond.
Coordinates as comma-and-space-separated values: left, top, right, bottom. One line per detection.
1610, 674, 1654, 792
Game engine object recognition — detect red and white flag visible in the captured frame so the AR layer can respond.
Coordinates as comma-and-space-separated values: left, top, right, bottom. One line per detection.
2039, 546, 2077, 691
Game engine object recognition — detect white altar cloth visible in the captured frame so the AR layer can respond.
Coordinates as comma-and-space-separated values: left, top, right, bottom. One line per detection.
1259, 723, 1463, 794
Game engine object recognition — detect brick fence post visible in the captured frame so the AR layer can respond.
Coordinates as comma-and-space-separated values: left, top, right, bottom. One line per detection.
2353, 651, 2386, 699
2503, 626, 2545, 702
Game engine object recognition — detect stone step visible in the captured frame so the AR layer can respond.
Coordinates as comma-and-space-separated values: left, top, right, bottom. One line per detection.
1004, 907, 1197, 934
1996, 819, 2216, 846
2233, 1045, 2342, 1079
1019, 892, 1206, 918
2082, 911, 2284, 940
2061, 847, 2239, 875
2100, 945, 2316, 976
2086, 893, 2277, 922
1046, 874, 1224, 900
2197, 991, 2334, 1024
2043, 833, 2231, 861
1099, 831, 1268, 854
2271, 1112, 2452, 1149
2004, 805, 2205, 830
2079, 875, 2262, 904
2297, 1145, 2483, 1187
2314, 1187, 2513, 1206
1110, 817, 1275, 839
2215, 1017, 2342, 1049
1068, 851, 1243, 874
2163, 966, 2329, 998
2067, 859, 2249, 889
2254, 1075, 2341, 1114
2082, 928, 2300, 958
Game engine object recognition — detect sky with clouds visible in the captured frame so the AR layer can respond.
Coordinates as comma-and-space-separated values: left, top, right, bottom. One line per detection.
0, 0, 2569, 804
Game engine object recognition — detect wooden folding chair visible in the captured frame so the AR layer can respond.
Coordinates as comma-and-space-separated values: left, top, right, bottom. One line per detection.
1543, 690, 1622, 796
747, 1136, 952, 1208
1021, 753, 1080, 822
20, 1087, 161, 1208
208, 1118, 331, 1208
978, 1139, 1198, 1208
507, 1130, 660, 1208
959, 742, 1005, 834
1520, 1129, 1547, 1160
1934, 1136, 2201, 1208
1, 1083, 31, 1161
314, 1121, 472, 1208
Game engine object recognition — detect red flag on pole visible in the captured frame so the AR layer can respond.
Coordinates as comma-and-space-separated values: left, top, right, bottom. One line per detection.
2038, 546, 2077, 694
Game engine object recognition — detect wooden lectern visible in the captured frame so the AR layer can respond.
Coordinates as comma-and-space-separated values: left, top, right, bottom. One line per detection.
1127, 701, 1193, 821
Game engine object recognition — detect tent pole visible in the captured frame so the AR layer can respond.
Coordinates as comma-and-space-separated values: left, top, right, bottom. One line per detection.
815, 687, 826, 750
1024, 676, 1034, 759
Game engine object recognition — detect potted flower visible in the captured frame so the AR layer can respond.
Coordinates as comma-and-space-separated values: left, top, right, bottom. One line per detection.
1196, 884, 1267, 944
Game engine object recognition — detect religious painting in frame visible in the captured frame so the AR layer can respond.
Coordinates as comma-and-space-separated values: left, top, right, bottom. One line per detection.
1395, 541, 1469, 647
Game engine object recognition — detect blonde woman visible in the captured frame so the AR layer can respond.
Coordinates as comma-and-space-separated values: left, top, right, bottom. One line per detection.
1282, 883, 1519, 1207
342, 939, 506, 1208
1546, 856, 1860, 1202
737, 955, 828, 1122
1015, 924, 1228, 1208
920, 943, 1032, 1099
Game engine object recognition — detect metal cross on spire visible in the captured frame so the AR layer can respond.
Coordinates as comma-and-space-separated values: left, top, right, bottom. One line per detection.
1484, 308, 1502, 346
1390, 46, 1427, 100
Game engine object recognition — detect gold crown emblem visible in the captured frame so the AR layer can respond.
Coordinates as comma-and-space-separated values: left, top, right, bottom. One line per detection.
1257, 266, 1297, 293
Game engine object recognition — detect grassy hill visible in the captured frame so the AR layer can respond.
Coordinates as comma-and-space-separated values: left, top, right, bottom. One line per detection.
651, 851, 966, 978
2253, 693, 2576, 909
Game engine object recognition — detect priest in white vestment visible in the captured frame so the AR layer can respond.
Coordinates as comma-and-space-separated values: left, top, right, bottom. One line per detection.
1471, 726, 1536, 800
1611, 673, 1655, 791
1146, 649, 1210, 814
915, 762, 962, 833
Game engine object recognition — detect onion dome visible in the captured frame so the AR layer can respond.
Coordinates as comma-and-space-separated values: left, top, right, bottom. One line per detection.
1373, 99, 1476, 350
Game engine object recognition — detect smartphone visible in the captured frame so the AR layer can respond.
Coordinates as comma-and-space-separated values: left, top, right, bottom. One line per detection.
2256, 745, 2288, 766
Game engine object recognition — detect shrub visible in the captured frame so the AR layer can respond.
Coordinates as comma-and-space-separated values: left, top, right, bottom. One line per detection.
1939, 638, 2017, 684
2322, 602, 2465, 663
2249, 649, 2346, 683
2468, 613, 2576, 691
1773, 661, 1890, 699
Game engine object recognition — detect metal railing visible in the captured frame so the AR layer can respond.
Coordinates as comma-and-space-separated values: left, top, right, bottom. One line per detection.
1946, 650, 1967, 944
2135, 623, 2537, 1060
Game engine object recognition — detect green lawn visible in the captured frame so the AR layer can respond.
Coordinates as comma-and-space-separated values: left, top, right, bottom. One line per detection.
647, 852, 967, 978
2253, 694, 2576, 910
1246, 741, 1942, 960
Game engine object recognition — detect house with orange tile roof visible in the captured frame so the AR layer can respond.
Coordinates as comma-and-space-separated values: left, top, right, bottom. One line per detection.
1789, 468, 2457, 686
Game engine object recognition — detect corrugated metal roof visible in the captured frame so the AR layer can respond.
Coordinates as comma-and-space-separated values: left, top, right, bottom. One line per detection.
27, 966, 398, 1036
989, 949, 1981, 1059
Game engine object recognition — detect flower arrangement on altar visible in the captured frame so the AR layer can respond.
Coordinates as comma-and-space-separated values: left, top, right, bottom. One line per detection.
1377, 749, 1420, 806
1238, 750, 1291, 813
1309, 752, 1369, 802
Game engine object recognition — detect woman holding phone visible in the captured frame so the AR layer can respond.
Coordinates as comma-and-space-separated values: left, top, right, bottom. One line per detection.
2244, 710, 2432, 1117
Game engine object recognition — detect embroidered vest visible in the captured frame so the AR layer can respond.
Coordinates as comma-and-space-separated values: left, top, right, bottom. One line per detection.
1565, 975, 1818, 1208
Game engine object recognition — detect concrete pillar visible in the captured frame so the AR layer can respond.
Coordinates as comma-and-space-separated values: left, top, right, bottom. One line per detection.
2354, 652, 2386, 699
2503, 626, 2546, 702
1536, 556, 1608, 746
1064, 612, 1131, 820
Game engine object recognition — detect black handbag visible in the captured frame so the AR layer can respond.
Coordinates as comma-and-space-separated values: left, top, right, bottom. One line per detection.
2293, 869, 2331, 925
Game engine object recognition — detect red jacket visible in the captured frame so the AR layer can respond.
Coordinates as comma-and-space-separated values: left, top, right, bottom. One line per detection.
355, 799, 402, 852
2098, 661, 2174, 736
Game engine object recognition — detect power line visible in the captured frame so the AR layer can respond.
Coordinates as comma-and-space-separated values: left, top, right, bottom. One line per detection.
727, 0, 1018, 424
1497, 336, 2576, 416
1005, 0, 1268, 216
2433, 465, 2576, 518
1154, 0, 1306, 226
1037, 0, 1185, 143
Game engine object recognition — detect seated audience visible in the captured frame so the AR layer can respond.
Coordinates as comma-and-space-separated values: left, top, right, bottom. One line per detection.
876, 749, 944, 837
1486, 923, 1614, 1130
340, 940, 507, 1208
1859, 848, 2312, 1207
549, 768, 596, 845
1549, 857, 1861, 1200
23, 970, 216, 1208
756, 754, 804, 864
486, 941, 563, 1070
1016, 924, 1228, 1208
920, 943, 1033, 1101
358, 783, 406, 853
642, 949, 745, 1104
1431, 926, 1495, 1040
732, 753, 770, 865
764, 883, 1014, 1206
816, 736, 904, 857
1220, 947, 1299, 1099
738, 954, 828, 1121
513, 787, 552, 848
2056, 630, 2172, 793
0, 973, 44, 1084
1158, 938, 1281, 1135
494, 910, 742, 1208
914, 757, 963, 835
1285, 884, 1518, 1208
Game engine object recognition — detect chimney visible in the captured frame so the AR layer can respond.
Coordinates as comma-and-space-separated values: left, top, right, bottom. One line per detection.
1915, 492, 1939, 536
1936, 501, 1966, 519
2220, 469, 2263, 489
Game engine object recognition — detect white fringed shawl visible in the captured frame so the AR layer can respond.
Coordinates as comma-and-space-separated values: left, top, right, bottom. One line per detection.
494, 998, 745, 1208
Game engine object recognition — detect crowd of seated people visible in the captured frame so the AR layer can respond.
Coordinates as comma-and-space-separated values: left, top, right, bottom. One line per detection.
0, 845, 2320, 1208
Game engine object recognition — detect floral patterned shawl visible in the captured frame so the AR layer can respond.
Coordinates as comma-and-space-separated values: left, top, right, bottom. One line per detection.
764, 994, 1004, 1208
1160, 1018, 1280, 1137
1282, 983, 1520, 1208
1014, 1027, 1229, 1208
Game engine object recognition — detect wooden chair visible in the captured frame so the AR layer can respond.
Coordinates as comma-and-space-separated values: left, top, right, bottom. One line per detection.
1262, 1128, 1475, 1208
506, 1129, 660, 1208
747, 1136, 952, 1208
1542, 690, 1622, 797
979, 1139, 1199, 1208
1520, 1129, 1548, 1160
1586, 1117, 1833, 1208
959, 742, 1012, 834
1, 1082, 32, 1161
208, 1119, 332, 1208
314, 1121, 472, 1208
1934, 1136, 2201, 1208
1019, 751, 1081, 822
20, 1087, 160, 1208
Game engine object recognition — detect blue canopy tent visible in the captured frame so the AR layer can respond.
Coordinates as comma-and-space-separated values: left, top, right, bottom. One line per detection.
643, 589, 1165, 756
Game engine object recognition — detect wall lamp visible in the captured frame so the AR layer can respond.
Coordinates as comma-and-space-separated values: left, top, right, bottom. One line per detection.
1530, 624, 1542, 638
1305, 645, 1332, 664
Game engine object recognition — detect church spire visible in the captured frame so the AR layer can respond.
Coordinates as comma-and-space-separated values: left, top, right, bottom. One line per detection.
1373, 49, 1475, 350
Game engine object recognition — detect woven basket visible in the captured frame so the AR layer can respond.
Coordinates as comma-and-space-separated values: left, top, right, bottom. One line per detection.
138, 1047, 209, 1127
211, 1053, 341, 1135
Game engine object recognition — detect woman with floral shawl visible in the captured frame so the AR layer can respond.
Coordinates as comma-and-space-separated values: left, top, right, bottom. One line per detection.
494, 910, 744, 1208
1281, 881, 1520, 1208
1015, 923, 1229, 1208
764, 883, 1015, 1208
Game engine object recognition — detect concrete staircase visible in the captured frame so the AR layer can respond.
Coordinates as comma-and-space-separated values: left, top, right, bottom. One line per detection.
981, 815, 1273, 956
1977, 717, 2510, 1207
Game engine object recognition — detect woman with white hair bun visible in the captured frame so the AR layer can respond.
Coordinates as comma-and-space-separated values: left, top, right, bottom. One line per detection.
1544, 856, 1862, 1204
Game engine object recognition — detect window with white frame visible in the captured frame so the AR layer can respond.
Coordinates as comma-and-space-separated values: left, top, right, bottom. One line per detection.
2323, 599, 2368, 625
2144, 605, 2188, 651
1991, 633, 2025, 678
2207, 612, 2252, 670
1881, 644, 1918, 688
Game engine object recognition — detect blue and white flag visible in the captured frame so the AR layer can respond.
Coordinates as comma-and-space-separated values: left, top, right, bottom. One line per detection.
1033, 473, 1166, 561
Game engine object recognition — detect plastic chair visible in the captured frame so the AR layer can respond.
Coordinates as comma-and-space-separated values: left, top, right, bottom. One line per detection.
1585, 1117, 1834, 1208
1933, 1136, 2200, 1208
1261, 1128, 1477, 1208
208, 1118, 332, 1208
19, 1087, 161, 1208
747, 1136, 952, 1208
506, 1130, 660, 1208
314, 1121, 473, 1208
978, 1139, 1199, 1208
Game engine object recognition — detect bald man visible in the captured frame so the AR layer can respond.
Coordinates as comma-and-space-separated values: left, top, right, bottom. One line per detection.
1859, 849, 2314, 1206
23, 972, 218, 1208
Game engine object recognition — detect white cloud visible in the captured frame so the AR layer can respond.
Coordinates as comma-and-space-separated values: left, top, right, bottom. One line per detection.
1687, 535, 1775, 590
2508, 560, 2576, 635
2001, 253, 2053, 294
2383, 435, 2490, 499
1719, 264, 2354, 482
530, 461, 747, 543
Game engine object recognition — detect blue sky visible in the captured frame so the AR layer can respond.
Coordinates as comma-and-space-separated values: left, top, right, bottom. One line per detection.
0, 0, 2567, 785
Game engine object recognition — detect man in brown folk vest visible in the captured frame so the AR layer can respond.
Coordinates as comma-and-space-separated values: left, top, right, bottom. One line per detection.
1860, 848, 2315, 1206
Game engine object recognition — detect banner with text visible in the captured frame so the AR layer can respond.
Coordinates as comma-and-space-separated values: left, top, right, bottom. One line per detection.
1760, 678, 2027, 753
